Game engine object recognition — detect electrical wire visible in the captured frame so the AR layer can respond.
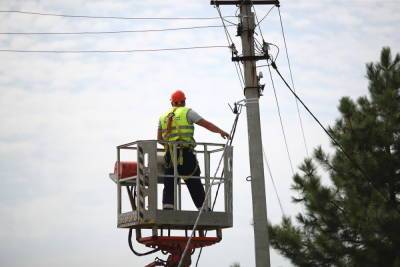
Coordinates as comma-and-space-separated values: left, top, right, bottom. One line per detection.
277, 6, 309, 157
254, 38, 279, 62
266, 64, 295, 175
249, 2, 290, 217
0, 45, 228, 54
262, 147, 286, 217
221, 17, 238, 26
253, 2, 308, 174
0, 24, 235, 35
233, 55, 245, 89
255, 5, 275, 26
250, 0, 266, 43
216, 7, 235, 45
0, 10, 236, 20
215, 5, 245, 89
128, 228, 160, 256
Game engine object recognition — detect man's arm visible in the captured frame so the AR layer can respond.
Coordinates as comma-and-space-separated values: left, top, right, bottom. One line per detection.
157, 128, 163, 141
196, 119, 230, 139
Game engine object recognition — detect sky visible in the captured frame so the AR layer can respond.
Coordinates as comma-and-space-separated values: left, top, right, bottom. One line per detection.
0, 0, 399, 266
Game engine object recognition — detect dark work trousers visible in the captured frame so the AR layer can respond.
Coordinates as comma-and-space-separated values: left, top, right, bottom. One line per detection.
162, 147, 205, 209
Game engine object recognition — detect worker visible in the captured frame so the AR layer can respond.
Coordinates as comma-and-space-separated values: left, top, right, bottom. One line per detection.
158, 90, 230, 210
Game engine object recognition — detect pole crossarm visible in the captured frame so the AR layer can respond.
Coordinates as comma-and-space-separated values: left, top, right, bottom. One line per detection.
211, 0, 280, 6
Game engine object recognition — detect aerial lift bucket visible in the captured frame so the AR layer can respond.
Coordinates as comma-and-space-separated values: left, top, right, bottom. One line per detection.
110, 140, 233, 266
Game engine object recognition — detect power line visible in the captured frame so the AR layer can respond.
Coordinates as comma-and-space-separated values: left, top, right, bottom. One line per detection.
0, 45, 228, 54
253, 2, 309, 161
256, 5, 275, 26
215, 5, 245, 88
277, 7, 309, 157
0, 24, 235, 35
262, 147, 286, 217
0, 10, 236, 20
254, 39, 280, 62
221, 17, 238, 26
249, 5, 295, 182
250, 0, 266, 42
216, 7, 235, 47
250, 2, 291, 217
266, 64, 295, 176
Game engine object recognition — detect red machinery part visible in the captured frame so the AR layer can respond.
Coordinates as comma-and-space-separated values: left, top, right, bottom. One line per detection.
139, 235, 221, 267
114, 161, 137, 178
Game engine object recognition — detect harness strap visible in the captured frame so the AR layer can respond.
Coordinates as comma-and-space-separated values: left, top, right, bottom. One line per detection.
163, 108, 178, 139
164, 146, 198, 180
180, 164, 199, 180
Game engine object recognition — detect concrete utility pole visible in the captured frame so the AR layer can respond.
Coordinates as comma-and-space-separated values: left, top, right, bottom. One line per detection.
239, 4, 270, 267
211, 1, 279, 266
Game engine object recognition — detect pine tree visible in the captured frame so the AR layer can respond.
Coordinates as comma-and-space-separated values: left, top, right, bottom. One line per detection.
268, 47, 400, 267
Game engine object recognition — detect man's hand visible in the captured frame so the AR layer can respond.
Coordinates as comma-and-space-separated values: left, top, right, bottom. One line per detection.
220, 130, 230, 140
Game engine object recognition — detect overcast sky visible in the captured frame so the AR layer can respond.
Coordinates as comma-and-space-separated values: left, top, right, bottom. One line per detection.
0, 1, 399, 267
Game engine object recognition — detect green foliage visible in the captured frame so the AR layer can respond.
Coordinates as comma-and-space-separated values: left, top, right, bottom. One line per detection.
269, 47, 400, 267
229, 262, 240, 267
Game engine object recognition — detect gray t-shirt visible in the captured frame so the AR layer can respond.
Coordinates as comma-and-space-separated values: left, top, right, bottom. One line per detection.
158, 108, 203, 129
187, 109, 203, 124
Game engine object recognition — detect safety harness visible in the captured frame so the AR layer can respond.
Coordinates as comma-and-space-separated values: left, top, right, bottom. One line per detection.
159, 107, 198, 178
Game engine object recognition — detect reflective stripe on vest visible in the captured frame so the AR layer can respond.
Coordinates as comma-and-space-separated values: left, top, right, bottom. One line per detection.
159, 107, 195, 144
160, 125, 194, 133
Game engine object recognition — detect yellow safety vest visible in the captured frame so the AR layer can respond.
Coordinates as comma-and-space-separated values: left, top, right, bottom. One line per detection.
159, 107, 195, 145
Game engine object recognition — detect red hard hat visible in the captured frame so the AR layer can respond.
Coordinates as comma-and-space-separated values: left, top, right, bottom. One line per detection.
170, 90, 186, 103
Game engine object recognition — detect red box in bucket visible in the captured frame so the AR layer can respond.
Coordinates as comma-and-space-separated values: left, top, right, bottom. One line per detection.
114, 161, 137, 179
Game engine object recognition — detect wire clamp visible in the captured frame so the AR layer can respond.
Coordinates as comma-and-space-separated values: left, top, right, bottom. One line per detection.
236, 22, 242, 37
229, 43, 239, 57
243, 85, 264, 97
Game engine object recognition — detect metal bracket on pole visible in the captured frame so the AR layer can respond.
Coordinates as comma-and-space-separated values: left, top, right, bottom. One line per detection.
244, 86, 263, 97
232, 55, 269, 62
